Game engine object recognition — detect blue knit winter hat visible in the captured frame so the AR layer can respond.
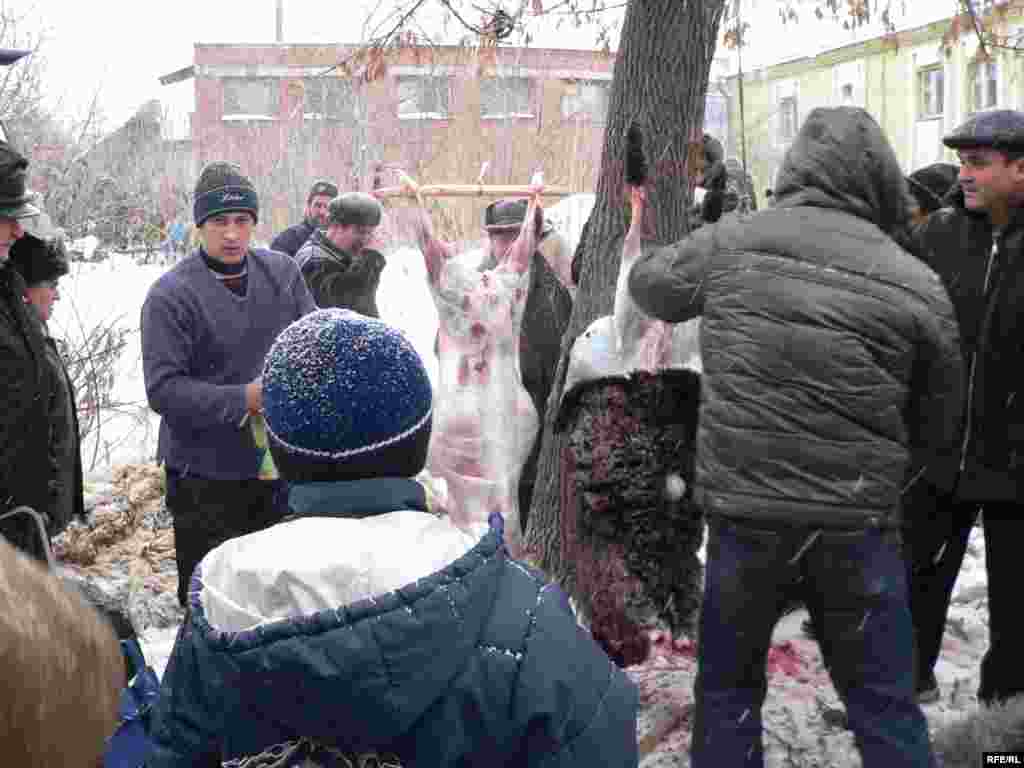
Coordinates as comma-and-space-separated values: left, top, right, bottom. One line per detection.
262, 309, 433, 483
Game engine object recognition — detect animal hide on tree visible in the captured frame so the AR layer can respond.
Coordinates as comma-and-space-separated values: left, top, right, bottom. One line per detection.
554, 368, 703, 667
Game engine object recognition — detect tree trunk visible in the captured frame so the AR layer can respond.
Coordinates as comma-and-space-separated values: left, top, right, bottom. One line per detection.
523, 0, 726, 583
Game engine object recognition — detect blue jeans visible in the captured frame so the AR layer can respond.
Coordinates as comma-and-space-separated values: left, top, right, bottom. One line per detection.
691, 516, 935, 768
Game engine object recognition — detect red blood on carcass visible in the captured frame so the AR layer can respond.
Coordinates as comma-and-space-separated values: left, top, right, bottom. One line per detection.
766, 641, 805, 678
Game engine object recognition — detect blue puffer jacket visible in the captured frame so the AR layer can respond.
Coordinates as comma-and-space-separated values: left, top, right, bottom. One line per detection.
147, 478, 638, 768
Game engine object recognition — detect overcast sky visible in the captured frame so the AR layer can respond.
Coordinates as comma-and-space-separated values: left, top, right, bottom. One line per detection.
11, 0, 954, 140
13, 0, 624, 137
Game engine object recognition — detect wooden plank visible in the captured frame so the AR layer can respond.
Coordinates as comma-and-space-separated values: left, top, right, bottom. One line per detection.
373, 183, 574, 200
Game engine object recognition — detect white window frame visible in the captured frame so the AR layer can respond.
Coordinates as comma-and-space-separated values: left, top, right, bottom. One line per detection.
302, 77, 357, 122
222, 77, 279, 121
832, 60, 865, 108
560, 79, 610, 122
773, 79, 799, 148
480, 76, 534, 120
917, 65, 945, 120
397, 74, 451, 120
777, 95, 799, 143
970, 58, 1000, 114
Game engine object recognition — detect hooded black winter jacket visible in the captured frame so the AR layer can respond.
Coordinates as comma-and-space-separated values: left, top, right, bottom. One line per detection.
628, 107, 964, 528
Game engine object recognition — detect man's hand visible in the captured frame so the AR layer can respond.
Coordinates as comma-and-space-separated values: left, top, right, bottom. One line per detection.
245, 378, 263, 414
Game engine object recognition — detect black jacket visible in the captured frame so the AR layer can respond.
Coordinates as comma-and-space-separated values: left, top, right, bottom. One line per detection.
42, 332, 84, 534
628, 107, 964, 529
296, 230, 384, 318
916, 196, 1024, 501
269, 219, 317, 259
0, 262, 55, 549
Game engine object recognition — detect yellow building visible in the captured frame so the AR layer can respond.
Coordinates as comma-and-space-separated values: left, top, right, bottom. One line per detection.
726, 4, 1024, 208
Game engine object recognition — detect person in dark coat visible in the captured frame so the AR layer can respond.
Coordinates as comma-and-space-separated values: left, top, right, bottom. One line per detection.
476, 198, 573, 525
907, 162, 959, 226
9, 235, 84, 537
628, 106, 963, 768
142, 161, 317, 607
296, 191, 385, 317
269, 179, 337, 258
148, 308, 639, 768
912, 110, 1024, 707
0, 141, 56, 562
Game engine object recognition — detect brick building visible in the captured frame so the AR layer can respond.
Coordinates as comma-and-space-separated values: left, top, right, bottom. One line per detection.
164, 41, 731, 244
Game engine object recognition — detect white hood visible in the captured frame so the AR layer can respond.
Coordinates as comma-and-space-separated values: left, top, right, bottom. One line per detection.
199, 512, 477, 633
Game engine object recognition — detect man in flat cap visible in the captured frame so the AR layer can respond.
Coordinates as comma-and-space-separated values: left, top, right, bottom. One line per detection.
296, 191, 385, 317
912, 109, 1024, 706
270, 179, 338, 259
0, 139, 56, 560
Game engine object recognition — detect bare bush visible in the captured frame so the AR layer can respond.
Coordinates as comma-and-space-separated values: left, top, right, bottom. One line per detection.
54, 296, 149, 472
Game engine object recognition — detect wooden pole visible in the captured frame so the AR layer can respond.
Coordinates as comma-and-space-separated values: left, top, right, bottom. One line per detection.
373, 183, 574, 200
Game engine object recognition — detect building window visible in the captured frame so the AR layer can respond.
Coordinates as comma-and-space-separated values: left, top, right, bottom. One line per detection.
972, 60, 999, 112
481, 77, 533, 118
918, 66, 944, 119
303, 78, 356, 121
222, 78, 279, 120
560, 80, 610, 121
778, 95, 798, 143
397, 75, 450, 119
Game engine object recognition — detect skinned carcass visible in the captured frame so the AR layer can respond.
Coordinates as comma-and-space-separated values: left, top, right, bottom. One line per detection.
556, 125, 704, 666
402, 172, 550, 558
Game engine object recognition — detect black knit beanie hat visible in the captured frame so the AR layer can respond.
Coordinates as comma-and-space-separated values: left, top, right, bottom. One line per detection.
193, 161, 259, 227
263, 309, 433, 484
9, 234, 68, 285
907, 163, 960, 215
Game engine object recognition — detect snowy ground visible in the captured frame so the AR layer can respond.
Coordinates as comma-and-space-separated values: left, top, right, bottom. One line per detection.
631, 523, 991, 766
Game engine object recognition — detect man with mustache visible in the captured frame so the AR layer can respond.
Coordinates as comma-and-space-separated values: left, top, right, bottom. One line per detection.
270, 179, 337, 259
912, 110, 1024, 706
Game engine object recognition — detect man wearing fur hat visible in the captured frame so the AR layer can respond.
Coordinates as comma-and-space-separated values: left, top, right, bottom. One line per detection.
148, 308, 639, 768
142, 161, 316, 607
0, 140, 58, 561
295, 191, 385, 317
9, 235, 84, 538
912, 110, 1024, 706
270, 179, 338, 258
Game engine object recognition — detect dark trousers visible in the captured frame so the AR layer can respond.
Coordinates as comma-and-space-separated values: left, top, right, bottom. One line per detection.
904, 487, 1024, 704
165, 468, 288, 607
691, 517, 934, 768
977, 507, 1024, 704
903, 484, 978, 691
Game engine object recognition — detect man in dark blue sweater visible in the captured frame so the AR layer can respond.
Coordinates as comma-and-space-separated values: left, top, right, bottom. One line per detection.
141, 161, 316, 607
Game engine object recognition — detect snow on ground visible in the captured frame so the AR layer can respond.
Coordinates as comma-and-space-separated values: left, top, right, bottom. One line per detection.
634, 524, 991, 766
